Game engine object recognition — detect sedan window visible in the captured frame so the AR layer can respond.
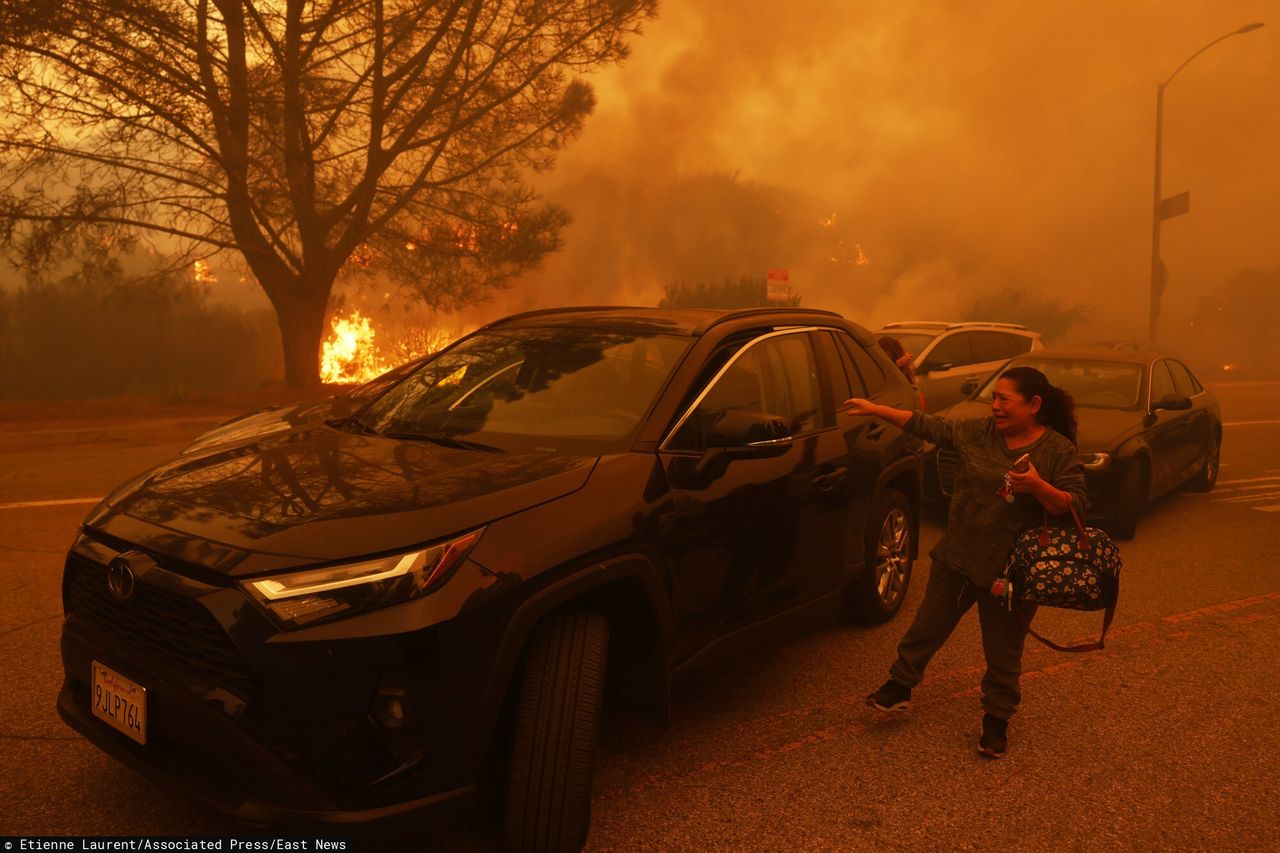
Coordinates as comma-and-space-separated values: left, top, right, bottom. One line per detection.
971, 332, 1015, 362
1150, 360, 1177, 405
1165, 360, 1198, 398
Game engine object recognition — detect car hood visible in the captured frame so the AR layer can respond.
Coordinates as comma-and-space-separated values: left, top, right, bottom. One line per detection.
100, 426, 598, 564
181, 397, 360, 455
934, 401, 1143, 453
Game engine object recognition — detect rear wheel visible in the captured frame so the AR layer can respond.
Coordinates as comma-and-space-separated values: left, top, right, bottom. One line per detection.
846, 489, 914, 624
1111, 459, 1147, 541
505, 611, 609, 853
1186, 432, 1220, 492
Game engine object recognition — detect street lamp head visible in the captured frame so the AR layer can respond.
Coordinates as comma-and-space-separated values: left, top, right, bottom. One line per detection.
1237, 22, 1265, 34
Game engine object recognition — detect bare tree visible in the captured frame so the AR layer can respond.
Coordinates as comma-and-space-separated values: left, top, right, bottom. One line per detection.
0, 0, 655, 387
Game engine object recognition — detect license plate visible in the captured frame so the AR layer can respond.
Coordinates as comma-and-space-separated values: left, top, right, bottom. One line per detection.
91, 661, 147, 745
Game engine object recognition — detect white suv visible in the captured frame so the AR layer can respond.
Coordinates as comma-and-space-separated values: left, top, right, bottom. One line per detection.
874, 322, 1043, 411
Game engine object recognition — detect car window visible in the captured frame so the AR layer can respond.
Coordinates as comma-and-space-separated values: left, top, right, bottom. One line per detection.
924, 332, 973, 369
1008, 334, 1034, 354
842, 337, 887, 396
972, 332, 1015, 362
667, 333, 825, 451
1150, 360, 1177, 404
1166, 360, 1198, 397
819, 331, 859, 400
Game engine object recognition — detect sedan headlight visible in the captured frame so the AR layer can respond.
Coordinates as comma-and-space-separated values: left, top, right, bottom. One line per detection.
242, 528, 484, 629
1078, 452, 1112, 471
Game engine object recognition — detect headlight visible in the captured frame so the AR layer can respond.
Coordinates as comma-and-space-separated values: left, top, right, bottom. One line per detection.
1078, 452, 1112, 471
241, 528, 484, 629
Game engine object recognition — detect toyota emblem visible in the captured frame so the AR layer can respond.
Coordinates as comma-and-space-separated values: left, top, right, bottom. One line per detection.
106, 558, 136, 602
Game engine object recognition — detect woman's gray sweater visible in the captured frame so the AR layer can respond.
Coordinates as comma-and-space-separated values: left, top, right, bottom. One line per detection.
906, 412, 1088, 585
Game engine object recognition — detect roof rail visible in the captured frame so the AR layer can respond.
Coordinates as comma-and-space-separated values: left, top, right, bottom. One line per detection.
880, 321, 952, 330
691, 307, 845, 336
944, 321, 1029, 331
477, 305, 656, 331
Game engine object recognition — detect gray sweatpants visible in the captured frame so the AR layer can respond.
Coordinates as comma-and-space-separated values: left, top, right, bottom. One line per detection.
889, 560, 1036, 720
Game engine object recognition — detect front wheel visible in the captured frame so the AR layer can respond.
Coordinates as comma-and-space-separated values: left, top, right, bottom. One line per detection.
846, 489, 915, 624
505, 611, 609, 853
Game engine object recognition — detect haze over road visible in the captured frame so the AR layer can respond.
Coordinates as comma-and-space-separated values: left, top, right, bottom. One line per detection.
2, 382, 1278, 849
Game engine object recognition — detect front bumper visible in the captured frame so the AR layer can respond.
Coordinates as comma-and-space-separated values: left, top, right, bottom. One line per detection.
56, 536, 491, 830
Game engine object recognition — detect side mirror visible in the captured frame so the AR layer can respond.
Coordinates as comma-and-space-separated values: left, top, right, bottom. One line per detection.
1150, 394, 1192, 413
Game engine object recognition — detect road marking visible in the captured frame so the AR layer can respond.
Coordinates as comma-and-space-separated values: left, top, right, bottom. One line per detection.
0, 497, 102, 510
1217, 475, 1280, 485
1223, 419, 1280, 427
1213, 491, 1280, 504
1256, 505, 1280, 513
1221, 483, 1280, 492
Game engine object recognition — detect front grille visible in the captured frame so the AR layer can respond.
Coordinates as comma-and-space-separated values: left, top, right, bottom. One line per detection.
64, 556, 256, 697
937, 449, 961, 496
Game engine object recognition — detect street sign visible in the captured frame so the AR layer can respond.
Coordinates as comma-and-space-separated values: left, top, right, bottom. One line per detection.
766, 269, 790, 302
1157, 191, 1191, 221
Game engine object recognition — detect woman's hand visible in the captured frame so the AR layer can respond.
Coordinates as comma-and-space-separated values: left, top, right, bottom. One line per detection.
1008, 462, 1075, 514
895, 352, 914, 368
1005, 462, 1043, 495
842, 398, 880, 417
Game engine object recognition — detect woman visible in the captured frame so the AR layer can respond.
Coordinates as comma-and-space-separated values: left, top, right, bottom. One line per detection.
844, 366, 1086, 758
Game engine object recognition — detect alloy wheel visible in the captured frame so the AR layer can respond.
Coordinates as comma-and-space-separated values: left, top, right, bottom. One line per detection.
875, 508, 910, 606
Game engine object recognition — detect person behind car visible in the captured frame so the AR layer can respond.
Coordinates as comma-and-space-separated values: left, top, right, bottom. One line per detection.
877, 335, 925, 411
843, 366, 1086, 758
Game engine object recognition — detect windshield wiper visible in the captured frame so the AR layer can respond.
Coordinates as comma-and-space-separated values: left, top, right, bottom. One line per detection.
381, 431, 505, 453
330, 414, 380, 435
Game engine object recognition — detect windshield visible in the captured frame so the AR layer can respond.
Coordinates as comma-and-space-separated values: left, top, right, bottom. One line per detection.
357, 327, 690, 452
876, 332, 938, 359
975, 360, 1145, 410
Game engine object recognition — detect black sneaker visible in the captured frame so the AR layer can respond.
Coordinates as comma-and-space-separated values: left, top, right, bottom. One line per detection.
866, 678, 911, 712
978, 713, 1008, 758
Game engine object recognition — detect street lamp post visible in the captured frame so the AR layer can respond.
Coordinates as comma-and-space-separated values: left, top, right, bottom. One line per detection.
1148, 22, 1264, 343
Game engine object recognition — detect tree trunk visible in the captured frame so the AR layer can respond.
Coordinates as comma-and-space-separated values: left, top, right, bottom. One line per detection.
270, 288, 330, 390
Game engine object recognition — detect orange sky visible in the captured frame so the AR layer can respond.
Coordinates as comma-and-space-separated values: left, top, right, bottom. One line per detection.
492, 0, 1278, 344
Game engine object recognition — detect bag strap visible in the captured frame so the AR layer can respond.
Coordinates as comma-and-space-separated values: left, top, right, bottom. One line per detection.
1036, 503, 1092, 552
1015, 600, 1116, 653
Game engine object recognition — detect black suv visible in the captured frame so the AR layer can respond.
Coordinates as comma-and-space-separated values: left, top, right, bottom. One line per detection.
58, 307, 922, 850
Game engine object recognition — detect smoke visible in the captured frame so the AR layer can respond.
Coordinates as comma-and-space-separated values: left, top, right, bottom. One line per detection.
477, 0, 1278, 361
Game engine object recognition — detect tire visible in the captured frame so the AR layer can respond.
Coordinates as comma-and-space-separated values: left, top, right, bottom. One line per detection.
845, 488, 914, 624
1186, 431, 1221, 493
1111, 459, 1146, 541
505, 611, 609, 853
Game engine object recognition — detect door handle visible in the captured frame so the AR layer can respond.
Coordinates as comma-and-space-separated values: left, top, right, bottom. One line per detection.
812, 467, 848, 490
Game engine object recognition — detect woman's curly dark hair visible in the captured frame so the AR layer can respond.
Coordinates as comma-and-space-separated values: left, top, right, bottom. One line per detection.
1000, 366, 1077, 446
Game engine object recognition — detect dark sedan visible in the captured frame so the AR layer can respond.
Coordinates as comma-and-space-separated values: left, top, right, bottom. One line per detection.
58, 307, 923, 850
928, 348, 1221, 539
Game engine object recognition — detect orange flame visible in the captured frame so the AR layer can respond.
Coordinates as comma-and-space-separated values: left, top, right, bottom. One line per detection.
320, 310, 387, 385
193, 259, 217, 283
320, 309, 461, 385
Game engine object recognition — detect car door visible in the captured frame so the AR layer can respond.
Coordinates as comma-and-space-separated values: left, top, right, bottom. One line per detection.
917, 332, 977, 411
656, 330, 851, 657
1165, 358, 1213, 481
823, 331, 902, 586
1144, 359, 1193, 496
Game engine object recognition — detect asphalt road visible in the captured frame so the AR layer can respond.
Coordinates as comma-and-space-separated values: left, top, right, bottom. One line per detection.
1, 384, 1277, 850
